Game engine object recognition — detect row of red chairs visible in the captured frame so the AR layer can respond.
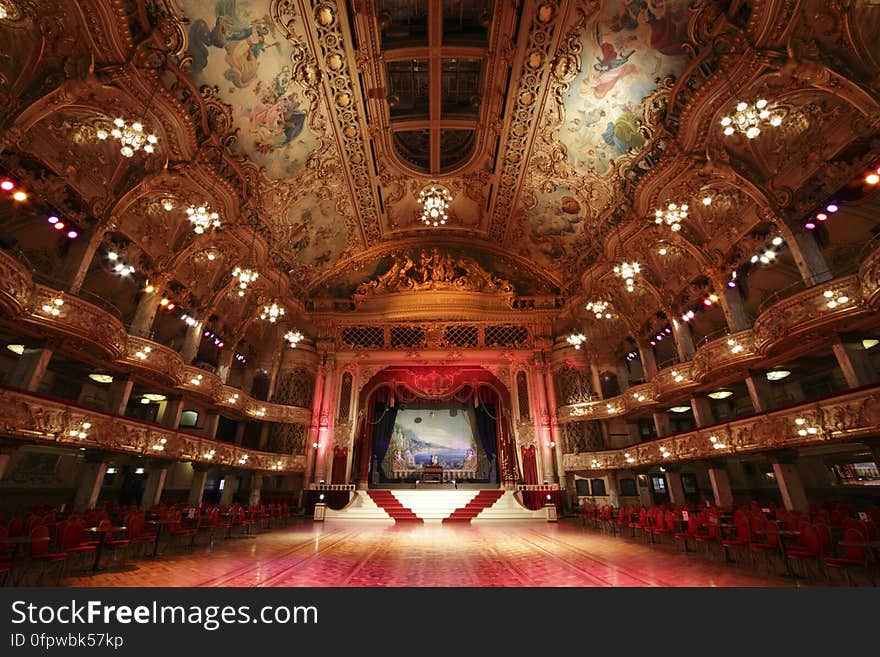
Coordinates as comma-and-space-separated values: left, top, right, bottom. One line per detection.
576, 502, 879, 585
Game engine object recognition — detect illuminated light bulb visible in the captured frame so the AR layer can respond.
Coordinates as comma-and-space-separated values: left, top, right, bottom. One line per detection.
12, 190, 27, 202
816, 213, 828, 221
772, 236, 783, 246
866, 173, 879, 185
702, 196, 712, 206
67, 230, 78, 239
826, 204, 838, 213
805, 222, 816, 230
0, 179, 15, 191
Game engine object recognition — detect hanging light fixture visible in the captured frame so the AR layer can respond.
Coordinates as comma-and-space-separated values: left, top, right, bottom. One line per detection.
614, 261, 640, 292
417, 185, 452, 227
96, 117, 158, 157
653, 203, 687, 232
720, 99, 782, 139
260, 301, 285, 323
585, 299, 613, 320
284, 329, 304, 348
566, 333, 587, 349
185, 204, 221, 234
233, 222, 259, 296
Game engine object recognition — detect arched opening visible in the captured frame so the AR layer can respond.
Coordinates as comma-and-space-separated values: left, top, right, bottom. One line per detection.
350, 366, 519, 488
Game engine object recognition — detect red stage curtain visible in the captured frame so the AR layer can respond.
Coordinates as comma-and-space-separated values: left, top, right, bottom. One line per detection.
331, 446, 348, 484
521, 445, 538, 485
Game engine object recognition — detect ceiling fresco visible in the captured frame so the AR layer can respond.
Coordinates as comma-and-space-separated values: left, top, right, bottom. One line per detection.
178, 0, 323, 180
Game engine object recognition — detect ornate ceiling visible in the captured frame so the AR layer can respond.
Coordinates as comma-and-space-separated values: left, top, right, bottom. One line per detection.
1, 0, 880, 359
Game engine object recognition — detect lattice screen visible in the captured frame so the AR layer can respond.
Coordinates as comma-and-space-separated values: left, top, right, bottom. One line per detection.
340, 326, 385, 349
485, 325, 529, 347
389, 325, 426, 348
441, 324, 478, 348
267, 423, 308, 455
516, 370, 530, 420
337, 371, 353, 422
554, 364, 595, 406
563, 421, 604, 453
271, 367, 314, 408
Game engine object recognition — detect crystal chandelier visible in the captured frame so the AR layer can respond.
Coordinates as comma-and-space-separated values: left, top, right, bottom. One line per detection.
232, 266, 258, 296
720, 99, 781, 139
614, 261, 640, 292
654, 202, 687, 232
260, 301, 285, 323
185, 204, 221, 234
586, 299, 613, 320
284, 329, 304, 348
566, 333, 587, 350
96, 117, 158, 157
417, 185, 452, 227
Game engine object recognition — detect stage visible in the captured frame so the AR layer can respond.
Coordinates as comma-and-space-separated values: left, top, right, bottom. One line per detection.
60, 521, 792, 588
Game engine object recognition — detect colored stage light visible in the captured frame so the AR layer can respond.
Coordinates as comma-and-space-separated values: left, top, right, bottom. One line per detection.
0, 179, 14, 191
67, 230, 78, 239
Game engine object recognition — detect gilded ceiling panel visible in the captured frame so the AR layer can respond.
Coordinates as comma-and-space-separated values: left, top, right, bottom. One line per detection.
177, 0, 323, 180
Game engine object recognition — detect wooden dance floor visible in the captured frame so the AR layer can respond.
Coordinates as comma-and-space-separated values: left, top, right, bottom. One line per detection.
61, 521, 792, 587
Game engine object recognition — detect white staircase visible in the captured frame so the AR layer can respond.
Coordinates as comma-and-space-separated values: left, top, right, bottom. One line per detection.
471, 491, 547, 522
388, 490, 479, 522
323, 491, 394, 523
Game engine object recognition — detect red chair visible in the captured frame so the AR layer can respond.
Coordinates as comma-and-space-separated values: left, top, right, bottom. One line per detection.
94, 519, 130, 567
167, 510, 196, 548
650, 511, 676, 545
786, 524, 825, 579
27, 525, 67, 584
824, 528, 878, 586
59, 521, 97, 572
720, 517, 751, 563
749, 521, 780, 573
674, 514, 700, 553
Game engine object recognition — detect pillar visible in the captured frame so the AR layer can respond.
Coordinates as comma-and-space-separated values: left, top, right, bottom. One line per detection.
5, 345, 53, 391
530, 360, 556, 483
59, 227, 104, 293
234, 422, 246, 446
625, 421, 641, 445
770, 454, 810, 512
188, 465, 210, 506
665, 470, 686, 506
606, 474, 620, 507
670, 317, 695, 361
790, 229, 833, 285
73, 454, 110, 511
717, 284, 752, 332
216, 348, 237, 384
616, 364, 630, 392
690, 396, 714, 428
219, 474, 237, 506
588, 361, 604, 399
543, 361, 565, 486
129, 277, 167, 337
637, 342, 658, 379
241, 367, 256, 396
180, 321, 204, 364
202, 411, 220, 439
106, 374, 134, 415
258, 423, 270, 451
652, 411, 671, 438
745, 373, 775, 412
708, 463, 734, 508
160, 396, 184, 429
141, 463, 169, 510
313, 354, 337, 484
248, 475, 263, 507
831, 335, 878, 388
304, 362, 326, 486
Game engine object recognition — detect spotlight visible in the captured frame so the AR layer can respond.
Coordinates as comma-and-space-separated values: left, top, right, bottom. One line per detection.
12, 190, 27, 202
816, 213, 827, 221
826, 204, 838, 213
805, 222, 816, 230
66, 230, 78, 239
0, 179, 14, 191
47, 216, 59, 224
53, 222, 65, 230
866, 173, 879, 185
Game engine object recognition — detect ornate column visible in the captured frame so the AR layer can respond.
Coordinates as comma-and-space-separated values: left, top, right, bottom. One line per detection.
637, 341, 658, 379
106, 374, 134, 415
744, 372, 775, 412
717, 284, 752, 332
528, 354, 556, 483
313, 352, 337, 484
690, 396, 714, 428
159, 395, 184, 429
59, 225, 107, 294
129, 274, 170, 337
219, 473, 238, 506
248, 474, 263, 507
652, 411, 671, 438
606, 473, 620, 507
664, 467, 686, 506
202, 411, 220, 439
215, 347, 237, 384
543, 358, 565, 488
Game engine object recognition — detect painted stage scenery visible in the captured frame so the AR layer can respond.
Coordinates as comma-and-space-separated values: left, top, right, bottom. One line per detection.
382, 405, 480, 478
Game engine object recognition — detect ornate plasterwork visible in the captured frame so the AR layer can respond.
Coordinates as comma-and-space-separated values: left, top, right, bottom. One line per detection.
353, 250, 516, 305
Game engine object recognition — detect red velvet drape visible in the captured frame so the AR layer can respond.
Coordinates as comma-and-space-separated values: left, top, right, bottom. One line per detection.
520, 444, 538, 485
331, 446, 348, 484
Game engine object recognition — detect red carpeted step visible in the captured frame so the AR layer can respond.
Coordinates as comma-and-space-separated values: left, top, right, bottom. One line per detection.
442, 490, 505, 523
367, 491, 423, 523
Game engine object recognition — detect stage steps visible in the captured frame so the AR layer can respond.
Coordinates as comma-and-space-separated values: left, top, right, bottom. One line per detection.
471, 491, 547, 523
443, 490, 505, 523
366, 490, 423, 523
323, 490, 394, 523
387, 490, 479, 521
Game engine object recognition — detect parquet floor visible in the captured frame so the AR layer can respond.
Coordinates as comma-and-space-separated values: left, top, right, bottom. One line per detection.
59, 520, 793, 587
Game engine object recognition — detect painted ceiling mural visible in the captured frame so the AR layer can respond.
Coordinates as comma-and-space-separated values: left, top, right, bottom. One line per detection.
178, 0, 321, 180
